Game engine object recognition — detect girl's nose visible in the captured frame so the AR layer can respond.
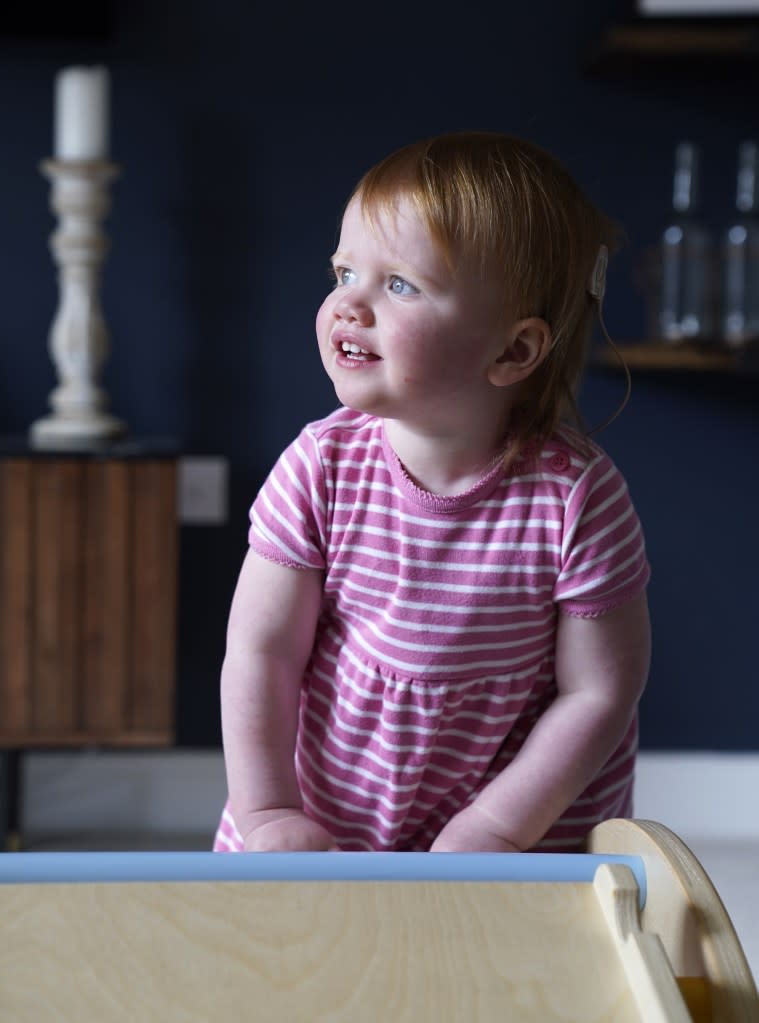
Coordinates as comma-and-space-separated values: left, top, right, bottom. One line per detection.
334, 289, 374, 326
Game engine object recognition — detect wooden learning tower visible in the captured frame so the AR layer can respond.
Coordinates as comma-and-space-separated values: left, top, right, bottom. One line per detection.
0, 818, 756, 1021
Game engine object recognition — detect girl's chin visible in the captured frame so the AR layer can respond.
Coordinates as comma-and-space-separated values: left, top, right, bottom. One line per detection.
330, 386, 389, 419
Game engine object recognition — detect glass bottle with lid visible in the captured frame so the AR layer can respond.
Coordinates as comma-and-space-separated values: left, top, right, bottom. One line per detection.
658, 142, 715, 342
722, 141, 759, 347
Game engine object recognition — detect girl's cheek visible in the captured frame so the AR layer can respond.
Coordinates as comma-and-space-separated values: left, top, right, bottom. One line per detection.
315, 299, 332, 339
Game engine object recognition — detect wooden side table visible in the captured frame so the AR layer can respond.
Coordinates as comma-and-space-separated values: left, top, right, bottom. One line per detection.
0, 438, 180, 846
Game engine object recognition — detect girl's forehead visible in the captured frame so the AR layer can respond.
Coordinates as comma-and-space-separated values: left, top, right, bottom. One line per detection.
338, 197, 451, 279
339, 195, 441, 260
343, 193, 416, 234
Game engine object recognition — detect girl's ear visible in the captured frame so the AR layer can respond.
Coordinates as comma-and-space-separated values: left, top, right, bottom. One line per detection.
487, 317, 552, 388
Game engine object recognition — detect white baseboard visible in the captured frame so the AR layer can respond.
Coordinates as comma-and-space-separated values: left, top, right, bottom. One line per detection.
634, 752, 759, 841
16, 748, 759, 843
20, 750, 228, 839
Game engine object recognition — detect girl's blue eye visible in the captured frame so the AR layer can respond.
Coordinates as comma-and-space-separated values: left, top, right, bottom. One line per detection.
334, 267, 356, 286
390, 276, 417, 296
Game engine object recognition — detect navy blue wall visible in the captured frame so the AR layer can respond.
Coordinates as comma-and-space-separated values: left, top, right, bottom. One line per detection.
1, 1, 756, 750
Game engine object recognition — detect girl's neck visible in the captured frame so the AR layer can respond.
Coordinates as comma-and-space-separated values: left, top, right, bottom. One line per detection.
383, 417, 509, 497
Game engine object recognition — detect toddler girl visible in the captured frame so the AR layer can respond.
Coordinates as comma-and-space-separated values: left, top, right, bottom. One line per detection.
214, 131, 651, 854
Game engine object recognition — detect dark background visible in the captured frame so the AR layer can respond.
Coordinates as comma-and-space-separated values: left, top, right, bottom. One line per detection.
0, 0, 756, 751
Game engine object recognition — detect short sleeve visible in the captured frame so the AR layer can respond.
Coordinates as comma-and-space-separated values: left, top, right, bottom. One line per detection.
554, 453, 650, 617
247, 426, 327, 570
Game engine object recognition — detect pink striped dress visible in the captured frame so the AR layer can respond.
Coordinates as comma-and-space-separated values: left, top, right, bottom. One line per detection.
214, 406, 650, 853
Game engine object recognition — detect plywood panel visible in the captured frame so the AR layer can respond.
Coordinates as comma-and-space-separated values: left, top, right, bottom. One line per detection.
589, 818, 759, 1022
0, 880, 644, 1022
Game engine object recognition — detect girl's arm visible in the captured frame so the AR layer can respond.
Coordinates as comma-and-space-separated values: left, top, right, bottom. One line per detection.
431, 591, 651, 852
220, 549, 334, 850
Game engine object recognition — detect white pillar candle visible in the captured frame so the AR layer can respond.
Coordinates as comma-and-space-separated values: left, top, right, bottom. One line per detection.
54, 66, 110, 161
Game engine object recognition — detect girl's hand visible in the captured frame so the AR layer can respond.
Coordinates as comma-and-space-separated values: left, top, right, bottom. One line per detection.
242, 808, 340, 852
430, 803, 521, 853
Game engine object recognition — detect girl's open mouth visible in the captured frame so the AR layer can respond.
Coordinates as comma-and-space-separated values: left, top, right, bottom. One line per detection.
338, 340, 380, 362
333, 339, 380, 364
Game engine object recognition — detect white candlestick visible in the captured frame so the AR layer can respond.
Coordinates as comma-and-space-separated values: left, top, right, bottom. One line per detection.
30, 160, 126, 448
54, 66, 110, 161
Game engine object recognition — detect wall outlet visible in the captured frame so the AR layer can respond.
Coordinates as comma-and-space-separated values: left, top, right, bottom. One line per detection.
177, 456, 229, 525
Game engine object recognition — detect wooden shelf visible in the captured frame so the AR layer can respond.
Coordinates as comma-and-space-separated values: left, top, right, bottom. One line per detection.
592, 340, 758, 372
583, 17, 759, 76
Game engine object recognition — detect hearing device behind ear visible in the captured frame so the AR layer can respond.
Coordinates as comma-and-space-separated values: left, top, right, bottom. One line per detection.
588, 244, 608, 303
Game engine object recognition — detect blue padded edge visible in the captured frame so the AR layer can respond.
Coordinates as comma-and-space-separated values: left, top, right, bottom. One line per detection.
0, 851, 647, 907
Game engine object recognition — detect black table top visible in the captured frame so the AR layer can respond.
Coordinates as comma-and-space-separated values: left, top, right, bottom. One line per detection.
0, 435, 182, 460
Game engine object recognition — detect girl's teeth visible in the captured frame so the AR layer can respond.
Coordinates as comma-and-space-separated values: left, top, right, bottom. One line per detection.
341, 341, 369, 355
